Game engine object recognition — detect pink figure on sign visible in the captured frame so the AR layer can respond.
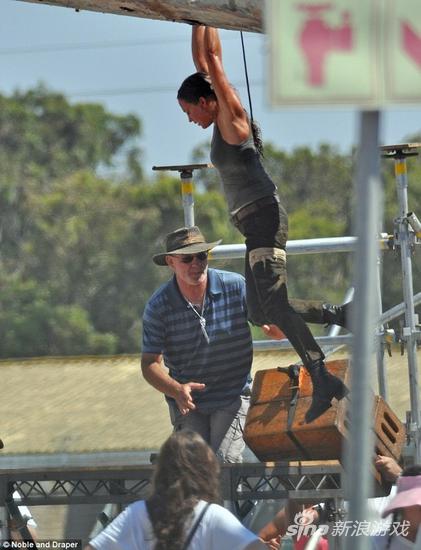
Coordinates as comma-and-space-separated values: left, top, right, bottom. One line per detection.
402, 21, 421, 69
297, 3, 353, 86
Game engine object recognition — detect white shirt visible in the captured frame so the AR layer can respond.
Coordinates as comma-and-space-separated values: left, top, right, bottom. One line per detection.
90, 500, 259, 550
366, 485, 398, 534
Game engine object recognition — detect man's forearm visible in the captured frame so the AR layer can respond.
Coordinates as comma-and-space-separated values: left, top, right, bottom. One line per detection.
141, 354, 205, 415
141, 359, 181, 399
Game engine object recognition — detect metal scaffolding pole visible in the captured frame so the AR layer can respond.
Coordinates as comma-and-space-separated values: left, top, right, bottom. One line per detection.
380, 291, 421, 325
376, 239, 388, 400
344, 110, 382, 550
210, 235, 391, 259
382, 143, 421, 462
253, 334, 352, 351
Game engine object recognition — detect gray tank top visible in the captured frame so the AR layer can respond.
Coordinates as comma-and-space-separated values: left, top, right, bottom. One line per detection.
210, 124, 277, 214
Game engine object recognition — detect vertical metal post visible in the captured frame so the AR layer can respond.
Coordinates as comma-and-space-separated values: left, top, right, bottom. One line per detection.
376, 252, 388, 400
5, 491, 36, 547
344, 111, 382, 550
394, 154, 421, 461
180, 169, 195, 227
152, 163, 211, 229
0, 507, 8, 543
0, 477, 7, 542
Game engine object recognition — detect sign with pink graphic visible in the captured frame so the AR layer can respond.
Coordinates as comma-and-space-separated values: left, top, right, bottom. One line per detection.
385, 1, 421, 103
266, 0, 421, 106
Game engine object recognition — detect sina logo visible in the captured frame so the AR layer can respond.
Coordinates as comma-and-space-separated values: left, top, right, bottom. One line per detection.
286, 509, 329, 539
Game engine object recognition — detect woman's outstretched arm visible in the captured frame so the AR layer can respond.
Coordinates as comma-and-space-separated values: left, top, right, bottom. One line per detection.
192, 25, 208, 72
203, 26, 249, 143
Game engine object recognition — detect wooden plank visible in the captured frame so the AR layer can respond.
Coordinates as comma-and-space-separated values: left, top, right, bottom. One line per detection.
18, 0, 263, 32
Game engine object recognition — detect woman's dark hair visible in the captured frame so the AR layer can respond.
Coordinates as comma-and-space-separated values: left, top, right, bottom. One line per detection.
146, 430, 221, 550
177, 72, 264, 157
250, 120, 264, 158
177, 72, 216, 104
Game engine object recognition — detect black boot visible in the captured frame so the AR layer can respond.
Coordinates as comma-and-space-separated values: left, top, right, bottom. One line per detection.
304, 359, 349, 423
322, 301, 351, 330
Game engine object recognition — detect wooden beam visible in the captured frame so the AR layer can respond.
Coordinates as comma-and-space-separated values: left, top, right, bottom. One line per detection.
17, 0, 263, 32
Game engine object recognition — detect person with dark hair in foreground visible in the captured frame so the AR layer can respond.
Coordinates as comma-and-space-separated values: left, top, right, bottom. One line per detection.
85, 430, 267, 550
177, 25, 348, 423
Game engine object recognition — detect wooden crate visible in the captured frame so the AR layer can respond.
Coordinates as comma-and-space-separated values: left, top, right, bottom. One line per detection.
244, 359, 405, 463
372, 395, 406, 460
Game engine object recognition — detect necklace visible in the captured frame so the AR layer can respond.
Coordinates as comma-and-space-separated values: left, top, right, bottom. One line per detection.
186, 294, 210, 344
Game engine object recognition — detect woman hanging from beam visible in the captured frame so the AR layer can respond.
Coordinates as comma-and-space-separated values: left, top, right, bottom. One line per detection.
177, 25, 348, 423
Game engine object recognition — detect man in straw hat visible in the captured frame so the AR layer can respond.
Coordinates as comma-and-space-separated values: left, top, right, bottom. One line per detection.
141, 225, 252, 462
141, 226, 350, 462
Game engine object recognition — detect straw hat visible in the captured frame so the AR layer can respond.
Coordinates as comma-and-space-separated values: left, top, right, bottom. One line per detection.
153, 226, 221, 266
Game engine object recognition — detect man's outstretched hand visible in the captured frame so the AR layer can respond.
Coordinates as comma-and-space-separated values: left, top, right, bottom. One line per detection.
175, 382, 206, 415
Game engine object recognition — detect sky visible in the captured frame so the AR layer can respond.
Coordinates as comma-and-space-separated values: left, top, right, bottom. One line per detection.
2, 0, 421, 178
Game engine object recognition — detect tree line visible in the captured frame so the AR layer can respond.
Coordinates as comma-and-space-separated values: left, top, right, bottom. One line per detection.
0, 86, 420, 358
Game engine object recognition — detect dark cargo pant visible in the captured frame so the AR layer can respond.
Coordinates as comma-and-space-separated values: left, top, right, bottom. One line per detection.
235, 201, 325, 368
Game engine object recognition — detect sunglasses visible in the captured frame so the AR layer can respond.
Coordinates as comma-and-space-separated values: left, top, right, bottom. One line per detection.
176, 251, 209, 264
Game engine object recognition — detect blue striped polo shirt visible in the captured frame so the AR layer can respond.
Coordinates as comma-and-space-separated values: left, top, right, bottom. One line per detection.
142, 268, 253, 411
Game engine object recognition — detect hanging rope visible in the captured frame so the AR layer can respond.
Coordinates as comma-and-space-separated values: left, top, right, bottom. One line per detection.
240, 31, 263, 157
240, 31, 254, 124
